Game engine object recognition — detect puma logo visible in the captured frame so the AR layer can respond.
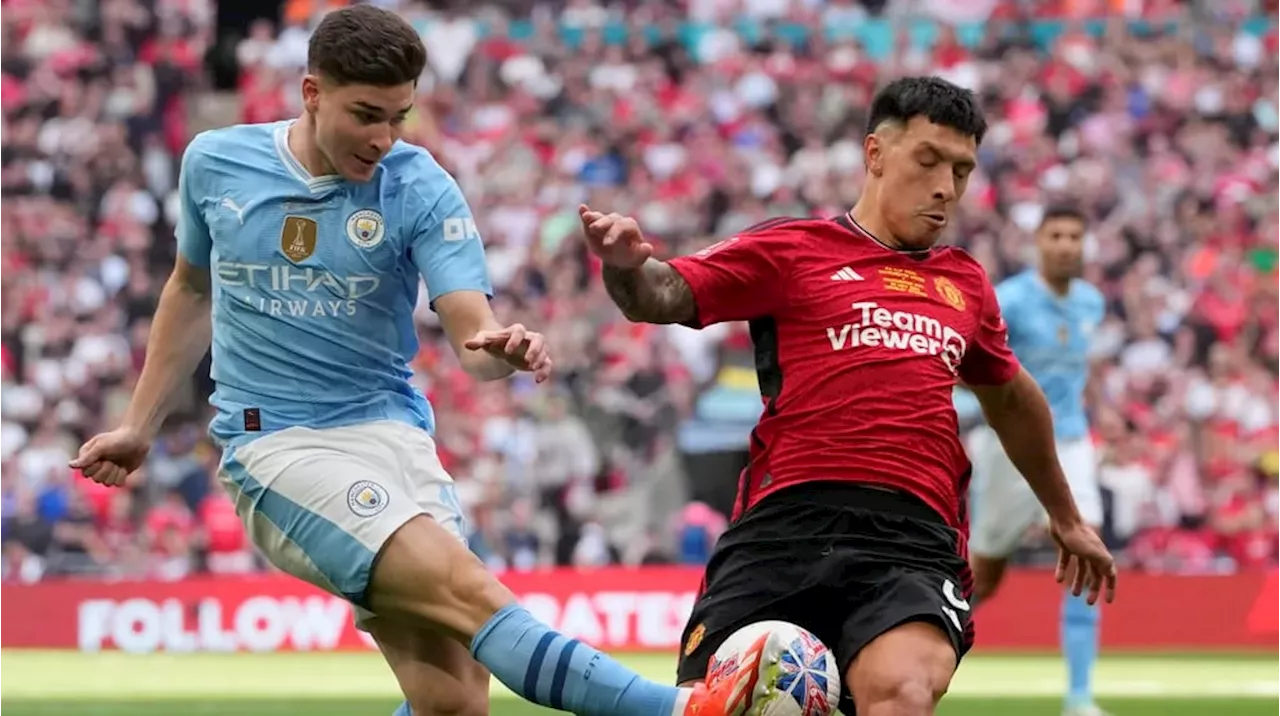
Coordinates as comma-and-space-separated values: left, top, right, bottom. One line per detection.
221, 197, 247, 225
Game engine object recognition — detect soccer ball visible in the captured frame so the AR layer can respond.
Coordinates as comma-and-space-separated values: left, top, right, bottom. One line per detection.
709, 620, 841, 716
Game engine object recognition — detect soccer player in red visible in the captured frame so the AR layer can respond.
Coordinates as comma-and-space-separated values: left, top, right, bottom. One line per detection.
578, 76, 1117, 716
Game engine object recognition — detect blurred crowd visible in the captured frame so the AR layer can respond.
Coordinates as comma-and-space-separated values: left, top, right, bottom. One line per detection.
2, 0, 1277, 584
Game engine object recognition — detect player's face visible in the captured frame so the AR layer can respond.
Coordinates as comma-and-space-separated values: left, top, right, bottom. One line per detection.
865, 117, 977, 250
304, 76, 415, 182
1037, 217, 1086, 282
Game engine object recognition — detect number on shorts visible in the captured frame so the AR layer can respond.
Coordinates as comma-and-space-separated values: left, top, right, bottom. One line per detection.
941, 579, 971, 633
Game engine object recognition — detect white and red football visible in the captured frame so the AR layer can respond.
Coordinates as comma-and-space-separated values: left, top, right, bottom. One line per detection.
708, 620, 842, 716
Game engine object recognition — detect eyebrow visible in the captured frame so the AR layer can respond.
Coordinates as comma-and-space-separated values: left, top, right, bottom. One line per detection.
353, 101, 412, 116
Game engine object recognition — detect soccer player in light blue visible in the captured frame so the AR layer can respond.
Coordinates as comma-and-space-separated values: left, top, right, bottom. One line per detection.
965, 206, 1108, 716
69, 6, 768, 716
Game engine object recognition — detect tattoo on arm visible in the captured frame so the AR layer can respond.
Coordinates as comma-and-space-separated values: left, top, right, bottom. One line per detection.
602, 260, 697, 324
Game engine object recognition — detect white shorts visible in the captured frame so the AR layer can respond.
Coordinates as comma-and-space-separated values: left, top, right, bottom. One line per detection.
217, 421, 467, 626
967, 426, 1102, 559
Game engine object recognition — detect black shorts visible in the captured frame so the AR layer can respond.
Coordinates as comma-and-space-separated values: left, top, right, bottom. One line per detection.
675, 482, 974, 715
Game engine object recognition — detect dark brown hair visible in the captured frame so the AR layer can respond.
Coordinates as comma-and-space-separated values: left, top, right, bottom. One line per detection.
307, 5, 427, 87
1040, 204, 1088, 228
867, 76, 988, 145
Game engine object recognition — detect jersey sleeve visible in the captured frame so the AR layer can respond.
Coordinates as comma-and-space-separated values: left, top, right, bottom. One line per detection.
408, 176, 493, 310
666, 230, 789, 327
959, 274, 1021, 386
175, 136, 212, 267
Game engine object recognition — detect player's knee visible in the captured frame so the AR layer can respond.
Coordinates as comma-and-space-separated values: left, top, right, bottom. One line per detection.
853, 670, 948, 716
406, 690, 488, 716
880, 678, 937, 714
369, 516, 516, 637
404, 660, 490, 716
416, 546, 515, 640
443, 549, 514, 617
848, 623, 955, 716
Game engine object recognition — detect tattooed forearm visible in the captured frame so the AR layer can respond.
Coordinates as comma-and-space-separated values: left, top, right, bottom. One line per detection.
602, 260, 697, 325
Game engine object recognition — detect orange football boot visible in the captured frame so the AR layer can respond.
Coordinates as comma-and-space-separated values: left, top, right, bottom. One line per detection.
681, 630, 787, 715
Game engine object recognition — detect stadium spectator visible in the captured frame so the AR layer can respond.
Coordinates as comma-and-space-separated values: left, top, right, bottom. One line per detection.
2, 0, 1277, 582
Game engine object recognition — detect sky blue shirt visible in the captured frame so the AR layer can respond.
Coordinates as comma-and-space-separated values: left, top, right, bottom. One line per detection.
177, 121, 492, 446
993, 270, 1105, 441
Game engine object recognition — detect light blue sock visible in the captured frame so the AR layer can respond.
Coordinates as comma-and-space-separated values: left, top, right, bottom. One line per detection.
471, 604, 683, 715
391, 702, 411, 716
1062, 591, 1100, 708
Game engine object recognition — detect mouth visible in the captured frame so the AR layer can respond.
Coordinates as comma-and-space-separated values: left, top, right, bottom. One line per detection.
354, 155, 377, 169
922, 212, 947, 228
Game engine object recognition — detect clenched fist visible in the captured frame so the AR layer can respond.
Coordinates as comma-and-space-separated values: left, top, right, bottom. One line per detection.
69, 427, 151, 487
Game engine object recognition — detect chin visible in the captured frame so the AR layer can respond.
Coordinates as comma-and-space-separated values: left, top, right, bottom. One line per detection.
344, 165, 377, 183
901, 230, 943, 250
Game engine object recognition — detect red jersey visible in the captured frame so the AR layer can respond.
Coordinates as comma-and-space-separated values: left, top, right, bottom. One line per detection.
668, 215, 1020, 529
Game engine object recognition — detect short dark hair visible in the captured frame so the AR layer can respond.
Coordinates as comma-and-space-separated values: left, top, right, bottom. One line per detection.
1040, 204, 1088, 228
866, 76, 988, 144
307, 5, 427, 87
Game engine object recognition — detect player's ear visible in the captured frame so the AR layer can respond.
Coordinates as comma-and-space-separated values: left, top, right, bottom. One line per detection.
301, 74, 322, 114
864, 132, 885, 177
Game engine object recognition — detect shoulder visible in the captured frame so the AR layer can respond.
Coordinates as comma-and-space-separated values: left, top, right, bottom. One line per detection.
1071, 279, 1105, 309
729, 216, 840, 256
685, 217, 833, 271
740, 216, 819, 235
994, 269, 1035, 298
380, 142, 461, 209
185, 122, 279, 164
739, 216, 839, 240
180, 124, 281, 195
932, 245, 996, 286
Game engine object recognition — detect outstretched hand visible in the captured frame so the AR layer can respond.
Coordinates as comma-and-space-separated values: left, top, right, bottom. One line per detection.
579, 204, 653, 269
463, 323, 552, 383
1050, 519, 1117, 606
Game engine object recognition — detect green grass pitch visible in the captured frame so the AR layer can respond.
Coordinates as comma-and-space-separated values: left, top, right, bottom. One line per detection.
1, 650, 1275, 715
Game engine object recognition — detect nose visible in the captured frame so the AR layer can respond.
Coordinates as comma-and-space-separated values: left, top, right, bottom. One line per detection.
370, 124, 393, 155
932, 180, 956, 204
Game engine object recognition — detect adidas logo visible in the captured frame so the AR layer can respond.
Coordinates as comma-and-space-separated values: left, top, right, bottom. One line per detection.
830, 267, 864, 281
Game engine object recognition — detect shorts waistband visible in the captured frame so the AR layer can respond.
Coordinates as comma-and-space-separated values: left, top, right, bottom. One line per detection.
767, 481, 946, 525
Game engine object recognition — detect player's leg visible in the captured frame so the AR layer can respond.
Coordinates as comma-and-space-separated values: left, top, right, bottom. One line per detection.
1057, 438, 1106, 716
367, 616, 489, 716
832, 490, 977, 716
367, 433, 490, 716
674, 492, 850, 715
846, 622, 958, 716
370, 514, 772, 715
838, 567, 968, 716
219, 427, 728, 716
371, 423, 766, 715
673, 528, 810, 689
217, 428, 485, 715
966, 426, 1041, 604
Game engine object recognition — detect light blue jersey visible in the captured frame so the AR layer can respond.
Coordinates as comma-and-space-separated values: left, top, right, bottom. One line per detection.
994, 270, 1104, 440
177, 121, 491, 447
